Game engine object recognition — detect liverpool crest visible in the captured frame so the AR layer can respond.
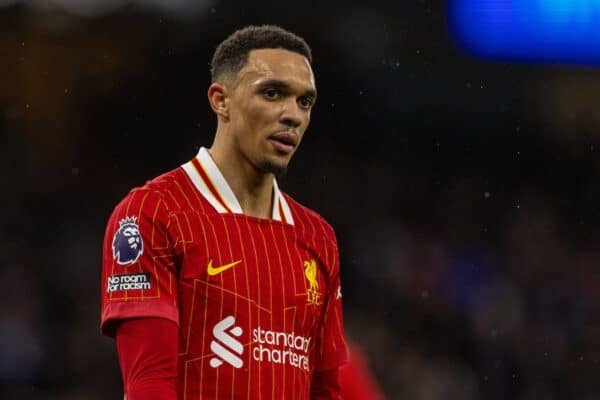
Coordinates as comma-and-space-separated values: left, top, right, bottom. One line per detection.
304, 259, 321, 305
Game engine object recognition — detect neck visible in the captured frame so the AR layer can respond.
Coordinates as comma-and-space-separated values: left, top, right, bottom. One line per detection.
208, 133, 274, 219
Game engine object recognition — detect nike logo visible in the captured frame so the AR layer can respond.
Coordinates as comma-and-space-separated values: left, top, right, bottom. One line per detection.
207, 259, 242, 276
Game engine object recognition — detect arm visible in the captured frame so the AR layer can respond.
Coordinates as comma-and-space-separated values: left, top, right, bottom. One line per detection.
100, 190, 181, 397
311, 367, 342, 400
101, 190, 179, 336
116, 317, 178, 400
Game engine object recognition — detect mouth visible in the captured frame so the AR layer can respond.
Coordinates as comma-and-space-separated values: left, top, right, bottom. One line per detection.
268, 130, 299, 155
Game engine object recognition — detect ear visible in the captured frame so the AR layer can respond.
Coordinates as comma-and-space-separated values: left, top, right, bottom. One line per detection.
208, 82, 229, 120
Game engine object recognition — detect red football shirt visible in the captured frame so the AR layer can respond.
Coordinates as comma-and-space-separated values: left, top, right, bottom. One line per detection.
101, 147, 346, 399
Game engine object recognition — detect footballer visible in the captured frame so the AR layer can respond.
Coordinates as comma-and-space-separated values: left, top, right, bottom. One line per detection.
101, 25, 347, 399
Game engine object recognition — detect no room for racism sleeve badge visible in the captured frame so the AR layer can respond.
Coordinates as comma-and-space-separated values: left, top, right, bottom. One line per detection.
112, 216, 144, 265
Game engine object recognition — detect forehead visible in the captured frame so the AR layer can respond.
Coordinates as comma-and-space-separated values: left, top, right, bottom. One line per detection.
236, 48, 315, 90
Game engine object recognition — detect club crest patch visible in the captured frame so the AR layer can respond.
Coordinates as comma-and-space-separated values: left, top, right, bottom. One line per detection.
112, 216, 143, 265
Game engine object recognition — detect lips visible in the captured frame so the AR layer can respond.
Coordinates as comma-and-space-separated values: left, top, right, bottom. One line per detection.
268, 131, 299, 154
269, 131, 299, 147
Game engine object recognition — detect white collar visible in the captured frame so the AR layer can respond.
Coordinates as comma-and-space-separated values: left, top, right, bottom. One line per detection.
182, 147, 294, 225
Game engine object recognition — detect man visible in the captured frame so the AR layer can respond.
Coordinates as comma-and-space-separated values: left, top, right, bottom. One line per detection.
101, 25, 346, 399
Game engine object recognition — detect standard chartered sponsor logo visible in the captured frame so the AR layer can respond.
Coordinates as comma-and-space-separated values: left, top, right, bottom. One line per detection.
208, 316, 312, 371
252, 327, 311, 371
106, 273, 151, 292
210, 316, 244, 368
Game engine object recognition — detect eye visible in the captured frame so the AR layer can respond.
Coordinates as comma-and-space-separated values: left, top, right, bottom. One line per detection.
262, 88, 281, 100
298, 96, 315, 109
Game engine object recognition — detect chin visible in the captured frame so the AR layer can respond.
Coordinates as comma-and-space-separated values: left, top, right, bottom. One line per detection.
257, 157, 289, 177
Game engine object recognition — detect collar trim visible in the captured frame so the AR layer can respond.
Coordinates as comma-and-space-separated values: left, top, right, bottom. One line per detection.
182, 147, 294, 225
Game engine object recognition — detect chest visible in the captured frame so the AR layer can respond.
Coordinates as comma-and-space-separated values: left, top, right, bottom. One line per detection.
175, 213, 332, 316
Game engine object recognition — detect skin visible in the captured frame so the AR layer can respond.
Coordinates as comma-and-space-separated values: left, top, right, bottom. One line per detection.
207, 48, 317, 219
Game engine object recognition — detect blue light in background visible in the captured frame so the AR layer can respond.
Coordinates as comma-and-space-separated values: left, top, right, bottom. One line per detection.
448, 0, 600, 64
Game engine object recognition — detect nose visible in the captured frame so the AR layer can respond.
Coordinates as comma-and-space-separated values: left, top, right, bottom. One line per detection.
279, 99, 303, 128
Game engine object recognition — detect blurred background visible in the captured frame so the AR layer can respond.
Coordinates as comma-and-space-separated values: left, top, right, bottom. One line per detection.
3, 0, 600, 399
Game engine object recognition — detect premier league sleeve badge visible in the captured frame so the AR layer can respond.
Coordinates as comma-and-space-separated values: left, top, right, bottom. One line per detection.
112, 216, 144, 265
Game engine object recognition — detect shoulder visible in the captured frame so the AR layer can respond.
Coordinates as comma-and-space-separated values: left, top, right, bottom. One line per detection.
283, 193, 337, 244
142, 167, 190, 204
110, 167, 189, 219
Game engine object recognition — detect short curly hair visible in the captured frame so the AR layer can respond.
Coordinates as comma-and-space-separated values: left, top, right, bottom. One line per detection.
211, 25, 312, 83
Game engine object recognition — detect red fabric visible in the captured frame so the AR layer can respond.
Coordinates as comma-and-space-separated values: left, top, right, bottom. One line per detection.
116, 318, 178, 400
311, 368, 342, 400
340, 342, 385, 400
101, 160, 347, 398
101, 188, 179, 337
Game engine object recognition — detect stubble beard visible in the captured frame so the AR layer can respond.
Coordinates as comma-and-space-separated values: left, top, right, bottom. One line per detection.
257, 157, 288, 178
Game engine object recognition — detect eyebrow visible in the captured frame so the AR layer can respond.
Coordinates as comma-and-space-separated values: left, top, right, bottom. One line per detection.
255, 79, 317, 99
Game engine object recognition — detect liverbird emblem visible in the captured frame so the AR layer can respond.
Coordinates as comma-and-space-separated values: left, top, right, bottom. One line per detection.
303, 259, 320, 305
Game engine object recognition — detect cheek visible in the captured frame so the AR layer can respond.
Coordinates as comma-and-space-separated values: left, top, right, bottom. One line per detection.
304, 111, 311, 126
247, 100, 276, 119
234, 98, 261, 124
299, 112, 311, 133
243, 103, 279, 136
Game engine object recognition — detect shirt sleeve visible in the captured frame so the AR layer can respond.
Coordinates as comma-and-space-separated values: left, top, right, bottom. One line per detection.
116, 317, 179, 400
314, 238, 347, 371
101, 189, 179, 336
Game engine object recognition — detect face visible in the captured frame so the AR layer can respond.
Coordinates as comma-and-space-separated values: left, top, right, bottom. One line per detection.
223, 48, 317, 176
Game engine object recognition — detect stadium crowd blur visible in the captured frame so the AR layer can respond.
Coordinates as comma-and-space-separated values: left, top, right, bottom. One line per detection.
3, 1, 600, 399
